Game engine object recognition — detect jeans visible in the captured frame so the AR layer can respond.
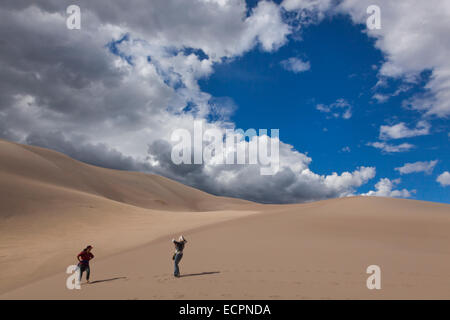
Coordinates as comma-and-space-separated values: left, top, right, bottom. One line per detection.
174, 252, 183, 276
78, 263, 90, 282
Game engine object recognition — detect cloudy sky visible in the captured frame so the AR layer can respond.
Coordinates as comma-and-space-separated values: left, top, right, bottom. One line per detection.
0, 0, 448, 203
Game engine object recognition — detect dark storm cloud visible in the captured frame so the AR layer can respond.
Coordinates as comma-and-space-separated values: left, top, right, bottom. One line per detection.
25, 131, 152, 172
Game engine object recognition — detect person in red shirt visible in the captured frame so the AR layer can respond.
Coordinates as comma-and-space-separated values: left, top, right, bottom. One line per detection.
77, 245, 94, 283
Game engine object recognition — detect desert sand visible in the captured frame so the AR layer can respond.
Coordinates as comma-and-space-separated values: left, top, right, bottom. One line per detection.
0, 139, 449, 299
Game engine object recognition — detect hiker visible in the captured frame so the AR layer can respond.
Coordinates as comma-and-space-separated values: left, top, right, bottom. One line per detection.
77, 245, 94, 283
172, 236, 187, 277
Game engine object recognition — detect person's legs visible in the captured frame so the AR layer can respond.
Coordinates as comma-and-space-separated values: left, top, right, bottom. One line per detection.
78, 264, 90, 282
174, 253, 183, 277
86, 266, 91, 282
79, 265, 85, 282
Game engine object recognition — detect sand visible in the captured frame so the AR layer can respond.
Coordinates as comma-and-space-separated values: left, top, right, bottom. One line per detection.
0, 139, 449, 299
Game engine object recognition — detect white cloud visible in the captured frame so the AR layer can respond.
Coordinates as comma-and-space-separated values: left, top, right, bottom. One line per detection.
282, 0, 332, 11
373, 93, 389, 103
363, 178, 414, 198
323, 166, 376, 193
148, 134, 376, 203
280, 57, 311, 73
379, 121, 430, 140
437, 171, 450, 187
316, 99, 352, 119
367, 142, 415, 153
245, 1, 291, 52
372, 84, 412, 104
338, 0, 450, 117
282, 0, 333, 22
395, 160, 438, 175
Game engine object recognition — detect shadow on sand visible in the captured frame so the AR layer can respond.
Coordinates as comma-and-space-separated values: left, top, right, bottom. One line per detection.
180, 271, 220, 278
89, 277, 127, 284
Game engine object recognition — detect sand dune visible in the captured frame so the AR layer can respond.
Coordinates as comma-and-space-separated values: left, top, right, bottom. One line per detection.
0, 139, 449, 299
0, 139, 256, 293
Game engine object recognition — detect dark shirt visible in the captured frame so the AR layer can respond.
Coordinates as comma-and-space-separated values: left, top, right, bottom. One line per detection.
173, 240, 186, 253
77, 251, 94, 265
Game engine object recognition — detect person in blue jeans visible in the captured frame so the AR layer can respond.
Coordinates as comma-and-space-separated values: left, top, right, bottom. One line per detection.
172, 236, 187, 277
77, 245, 94, 283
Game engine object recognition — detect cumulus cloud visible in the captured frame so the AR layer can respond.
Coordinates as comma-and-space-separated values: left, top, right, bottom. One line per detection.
0, 0, 290, 151
367, 142, 415, 153
280, 57, 311, 73
379, 121, 430, 140
147, 134, 376, 203
0, 0, 377, 204
437, 172, 450, 187
316, 99, 352, 119
395, 160, 438, 175
363, 178, 414, 198
246, 1, 292, 52
338, 0, 450, 117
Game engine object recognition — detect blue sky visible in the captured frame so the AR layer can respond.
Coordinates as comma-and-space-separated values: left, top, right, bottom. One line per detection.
199, 13, 449, 203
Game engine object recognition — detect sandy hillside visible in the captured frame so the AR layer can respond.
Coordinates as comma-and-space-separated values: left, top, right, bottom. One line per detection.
0, 139, 449, 299
0, 139, 257, 294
